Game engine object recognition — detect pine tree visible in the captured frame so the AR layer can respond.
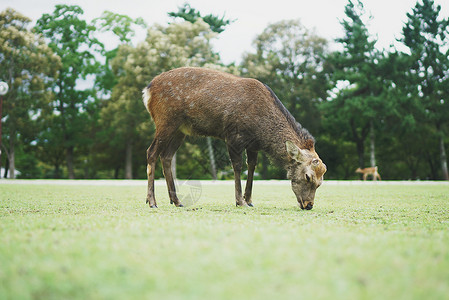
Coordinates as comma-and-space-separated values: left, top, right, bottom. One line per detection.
168, 3, 234, 34
323, 0, 388, 172
401, 0, 449, 180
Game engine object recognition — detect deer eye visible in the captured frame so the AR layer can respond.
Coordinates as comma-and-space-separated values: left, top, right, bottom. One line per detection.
312, 159, 319, 166
305, 174, 311, 182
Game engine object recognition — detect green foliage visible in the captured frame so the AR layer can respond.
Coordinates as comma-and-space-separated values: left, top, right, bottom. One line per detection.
1, 182, 449, 299
401, 0, 449, 179
1, 2, 448, 180
93, 11, 146, 44
34, 5, 103, 179
401, 0, 449, 125
322, 0, 387, 171
241, 19, 328, 179
0, 8, 60, 178
242, 19, 328, 134
92, 11, 146, 94
168, 3, 234, 34
97, 18, 224, 179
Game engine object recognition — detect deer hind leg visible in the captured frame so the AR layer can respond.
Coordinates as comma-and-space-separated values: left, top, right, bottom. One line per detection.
226, 141, 246, 207
244, 150, 257, 207
160, 131, 185, 207
146, 137, 162, 208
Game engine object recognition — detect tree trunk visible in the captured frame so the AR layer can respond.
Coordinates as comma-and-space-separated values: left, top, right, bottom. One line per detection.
261, 153, 268, 180
66, 146, 75, 179
350, 118, 368, 169
1, 143, 8, 178
350, 119, 371, 179
84, 159, 89, 179
405, 156, 419, 180
369, 120, 376, 167
8, 130, 15, 179
207, 137, 217, 180
0, 95, 2, 175
3, 159, 8, 178
125, 140, 133, 179
427, 154, 437, 180
356, 140, 365, 169
439, 133, 449, 180
54, 164, 60, 179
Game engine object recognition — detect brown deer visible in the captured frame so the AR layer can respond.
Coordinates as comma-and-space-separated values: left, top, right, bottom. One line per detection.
355, 166, 381, 181
142, 67, 326, 210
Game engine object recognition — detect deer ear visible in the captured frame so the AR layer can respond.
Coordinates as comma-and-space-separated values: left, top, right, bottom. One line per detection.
286, 141, 307, 163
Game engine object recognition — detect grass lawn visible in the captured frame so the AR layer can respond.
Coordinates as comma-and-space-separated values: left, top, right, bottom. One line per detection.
1, 180, 448, 300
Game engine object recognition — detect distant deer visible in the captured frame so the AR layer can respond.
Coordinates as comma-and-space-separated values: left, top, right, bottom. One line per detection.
142, 67, 327, 210
355, 166, 381, 181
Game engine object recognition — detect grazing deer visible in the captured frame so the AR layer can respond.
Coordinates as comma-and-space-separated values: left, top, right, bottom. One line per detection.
355, 166, 381, 181
142, 67, 326, 210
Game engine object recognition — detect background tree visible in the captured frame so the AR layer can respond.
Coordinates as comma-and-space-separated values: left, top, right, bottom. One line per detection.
400, 0, 449, 180
241, 19, 328, 178
168, 4, 237, 180
0, 8, 60, 178
168, 3, 234, 34
3, 2, 448, 181
35, 5, 102, 179
99, 18, 222, 179
89, 11, 147, 179
93, 11, 146, 95
376, 48, 437, 180
322, 0, 388, 177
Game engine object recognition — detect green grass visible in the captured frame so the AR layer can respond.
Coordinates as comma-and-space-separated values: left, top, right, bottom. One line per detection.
1, 180, 448, 300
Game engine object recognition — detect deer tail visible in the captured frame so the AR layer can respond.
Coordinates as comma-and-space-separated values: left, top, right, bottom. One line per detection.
142, 83, 152, 113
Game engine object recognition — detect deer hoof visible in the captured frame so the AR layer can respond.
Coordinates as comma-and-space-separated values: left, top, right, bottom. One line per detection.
150, 205, 158, 208
177, 204, 184, 207
248, 203, 254, 207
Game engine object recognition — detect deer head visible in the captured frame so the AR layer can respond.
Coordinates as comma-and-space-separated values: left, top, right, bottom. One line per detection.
286, 141, 327, 210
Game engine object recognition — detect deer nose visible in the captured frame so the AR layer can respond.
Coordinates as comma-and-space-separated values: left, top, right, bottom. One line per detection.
305, 203, 313, 210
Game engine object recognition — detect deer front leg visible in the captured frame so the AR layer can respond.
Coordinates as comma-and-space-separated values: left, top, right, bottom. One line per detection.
244, 150, 257, 207
363, 172, 368, 181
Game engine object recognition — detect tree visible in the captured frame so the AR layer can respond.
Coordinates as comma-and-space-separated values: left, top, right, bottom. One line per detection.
100, 19, 222, 179
168, 3, 234, 34
93, 11, 146, 95
168, 4, 237, 180
323, 0, 387, 173
241, 19, 328, 178
89, 11, 147, 179
0, 8, 60, 178
376, 48, 440, 180
401, 0, 449, 180
242, 20, 328, 133
35, 5, 102, 179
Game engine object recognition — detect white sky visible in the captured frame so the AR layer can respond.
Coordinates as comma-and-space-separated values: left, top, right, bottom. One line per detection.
2, 0, 449, 64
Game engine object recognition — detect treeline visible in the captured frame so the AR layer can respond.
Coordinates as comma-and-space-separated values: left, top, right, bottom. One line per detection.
0, 0, 448, 180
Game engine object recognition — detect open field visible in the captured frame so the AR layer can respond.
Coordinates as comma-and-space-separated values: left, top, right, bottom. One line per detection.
1, 180, 448, 300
